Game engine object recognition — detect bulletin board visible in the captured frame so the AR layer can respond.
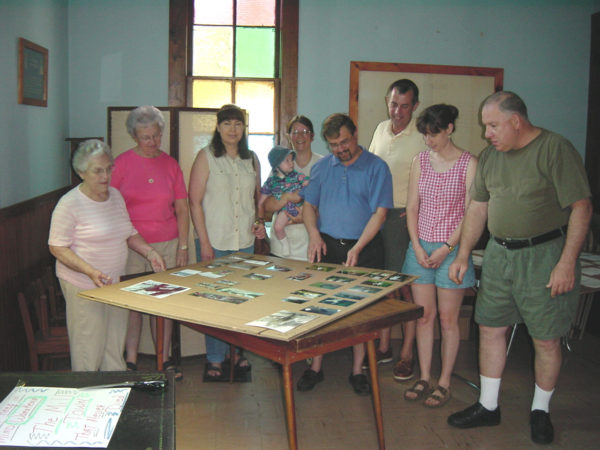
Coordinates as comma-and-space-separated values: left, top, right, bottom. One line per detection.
79, 254, 417, 342
349, 62, 503, 156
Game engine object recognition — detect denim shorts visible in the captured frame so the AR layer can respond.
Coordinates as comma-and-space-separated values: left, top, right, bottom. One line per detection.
402, 239, 475, 289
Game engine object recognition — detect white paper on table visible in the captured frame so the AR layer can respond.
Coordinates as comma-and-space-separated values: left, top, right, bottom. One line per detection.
0, 385, 130, 448
121, 280, 190, 298
170, 269, 201, 277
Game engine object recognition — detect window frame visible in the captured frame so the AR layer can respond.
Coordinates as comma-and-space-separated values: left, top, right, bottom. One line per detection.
168, 0, 298, 145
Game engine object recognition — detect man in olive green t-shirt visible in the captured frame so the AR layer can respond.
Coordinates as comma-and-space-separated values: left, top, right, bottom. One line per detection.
446, 91, 592, 445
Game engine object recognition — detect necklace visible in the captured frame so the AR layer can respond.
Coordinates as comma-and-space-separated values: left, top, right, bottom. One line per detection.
136, 149, 159, 184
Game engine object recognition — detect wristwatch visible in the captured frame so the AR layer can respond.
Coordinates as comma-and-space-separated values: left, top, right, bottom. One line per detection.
179, 245, 188, 251
444, 242, 455, 252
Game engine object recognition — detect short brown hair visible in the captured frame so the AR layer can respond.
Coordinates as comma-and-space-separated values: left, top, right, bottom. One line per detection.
321, 113, 356, 141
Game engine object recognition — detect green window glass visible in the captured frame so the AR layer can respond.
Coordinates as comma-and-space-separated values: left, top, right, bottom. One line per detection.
235, 28, 275, 78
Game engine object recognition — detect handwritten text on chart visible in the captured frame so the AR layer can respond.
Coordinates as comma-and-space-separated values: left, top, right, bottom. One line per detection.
0, 386, 129, 448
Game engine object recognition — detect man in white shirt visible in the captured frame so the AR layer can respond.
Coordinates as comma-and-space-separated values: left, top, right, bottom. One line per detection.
368, 79, 423, 381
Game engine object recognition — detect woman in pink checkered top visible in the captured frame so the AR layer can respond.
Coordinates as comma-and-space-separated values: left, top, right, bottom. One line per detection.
401, 104, 478, 408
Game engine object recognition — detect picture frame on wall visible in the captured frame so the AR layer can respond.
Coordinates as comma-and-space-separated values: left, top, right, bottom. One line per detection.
18, 38, 48, 107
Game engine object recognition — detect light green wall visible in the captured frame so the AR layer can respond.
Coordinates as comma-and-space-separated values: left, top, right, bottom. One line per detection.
0, 0, 598, 207
0, 0, 69, 207
298, 0, 599, 157
67, 0, 169, 137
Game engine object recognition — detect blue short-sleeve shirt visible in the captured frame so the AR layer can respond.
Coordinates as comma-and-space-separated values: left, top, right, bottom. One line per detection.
301, 147, 393, 239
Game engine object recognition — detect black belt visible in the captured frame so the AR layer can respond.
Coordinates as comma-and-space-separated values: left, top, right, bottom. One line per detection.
321, 233, 357, 247
493, 225, 567, 250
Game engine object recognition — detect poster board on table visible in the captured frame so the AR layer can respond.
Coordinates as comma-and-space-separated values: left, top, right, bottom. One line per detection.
80, 254, 417, 342
349, 61, 503, 156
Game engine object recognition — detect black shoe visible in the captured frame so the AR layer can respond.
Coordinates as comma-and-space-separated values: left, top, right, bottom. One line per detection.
530, 410, 554, 444
296, 369, 324, 391
447, 402, 501, 428
348, 373, 371, 396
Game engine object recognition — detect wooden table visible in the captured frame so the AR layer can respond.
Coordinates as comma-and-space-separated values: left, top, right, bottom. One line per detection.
0, 371, 175, 449
178, 297, 422, 450
81, 255, 423, 449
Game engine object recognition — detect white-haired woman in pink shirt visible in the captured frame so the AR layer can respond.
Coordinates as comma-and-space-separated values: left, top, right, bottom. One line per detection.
49, 139, 165, 372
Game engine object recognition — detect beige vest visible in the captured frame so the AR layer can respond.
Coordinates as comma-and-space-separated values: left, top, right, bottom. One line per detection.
202, 146, 256, 251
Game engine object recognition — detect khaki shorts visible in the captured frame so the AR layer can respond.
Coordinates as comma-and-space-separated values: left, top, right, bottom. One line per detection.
126, 238, 178, 274
474, 237, 580, 340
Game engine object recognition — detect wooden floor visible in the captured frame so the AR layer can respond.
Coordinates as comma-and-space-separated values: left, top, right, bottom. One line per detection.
133, 329, 600, 449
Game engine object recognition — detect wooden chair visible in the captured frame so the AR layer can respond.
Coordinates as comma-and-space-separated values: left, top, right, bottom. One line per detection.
17, 280, 70, 370
39, 265, 67, 327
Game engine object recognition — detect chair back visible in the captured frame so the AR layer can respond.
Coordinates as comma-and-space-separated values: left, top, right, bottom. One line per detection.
17, 279, 69, 371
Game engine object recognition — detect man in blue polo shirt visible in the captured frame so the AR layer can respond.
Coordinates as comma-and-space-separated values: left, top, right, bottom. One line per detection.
296, 113, 394, 395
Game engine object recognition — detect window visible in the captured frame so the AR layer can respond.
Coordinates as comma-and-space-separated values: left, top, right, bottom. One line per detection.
168, 0, 298, 182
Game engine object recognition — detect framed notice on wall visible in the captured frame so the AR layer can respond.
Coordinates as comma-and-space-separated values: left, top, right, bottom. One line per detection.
18, 38, 48, 107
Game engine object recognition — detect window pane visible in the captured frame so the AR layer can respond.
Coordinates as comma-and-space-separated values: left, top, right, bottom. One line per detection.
248, 134, 275, 184
194, 0, 233, 25
235, 81, 274, 134
192, 26, 233, 77
235, 27, 275, 78
192, 80, 232, 108
237, 0, 275, 26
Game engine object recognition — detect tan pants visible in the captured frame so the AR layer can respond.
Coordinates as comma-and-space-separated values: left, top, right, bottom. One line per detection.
126, 238, 177, 274
60, 279, 128, 371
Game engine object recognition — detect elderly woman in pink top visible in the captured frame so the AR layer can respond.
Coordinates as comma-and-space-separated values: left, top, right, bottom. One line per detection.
401, 104, 477, 408
110, 106, 189, 380
49, 139, 165, 371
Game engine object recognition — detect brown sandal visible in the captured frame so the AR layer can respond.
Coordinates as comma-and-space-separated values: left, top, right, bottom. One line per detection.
404, 379, 430, 402
423, 385, 451, 408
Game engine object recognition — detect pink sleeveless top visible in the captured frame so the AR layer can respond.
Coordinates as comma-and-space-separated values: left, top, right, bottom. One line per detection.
417, 150, 472, 242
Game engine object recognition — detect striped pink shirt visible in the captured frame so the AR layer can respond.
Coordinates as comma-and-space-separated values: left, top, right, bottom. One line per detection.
417, 151, 472, 242
48, 186, 138, 289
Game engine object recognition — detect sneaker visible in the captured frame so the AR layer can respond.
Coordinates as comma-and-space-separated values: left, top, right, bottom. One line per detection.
296, 369, 324, 391
361, 348, 393, 369
348, 373, 371, 396
392, 358, 414, 381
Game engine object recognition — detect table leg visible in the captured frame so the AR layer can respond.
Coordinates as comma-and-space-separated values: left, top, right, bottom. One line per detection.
282, 362, 298, 450
367, 339, 385, 450
156, 316, 164, 371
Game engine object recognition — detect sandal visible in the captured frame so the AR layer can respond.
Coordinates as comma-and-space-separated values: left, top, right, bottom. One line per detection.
205, 363, 223, 380
234, 356, 251, 372
423, 385, 452, 408
404, 379, 430, 402
126, 361, 137, 371
163, 358, 183, 381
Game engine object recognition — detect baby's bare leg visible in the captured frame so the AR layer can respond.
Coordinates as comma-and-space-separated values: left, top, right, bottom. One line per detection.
273, 210, 291, 240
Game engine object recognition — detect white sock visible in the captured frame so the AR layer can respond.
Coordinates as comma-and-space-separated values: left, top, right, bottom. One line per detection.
479, 375, 501, 411
531, 383, 554, 412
